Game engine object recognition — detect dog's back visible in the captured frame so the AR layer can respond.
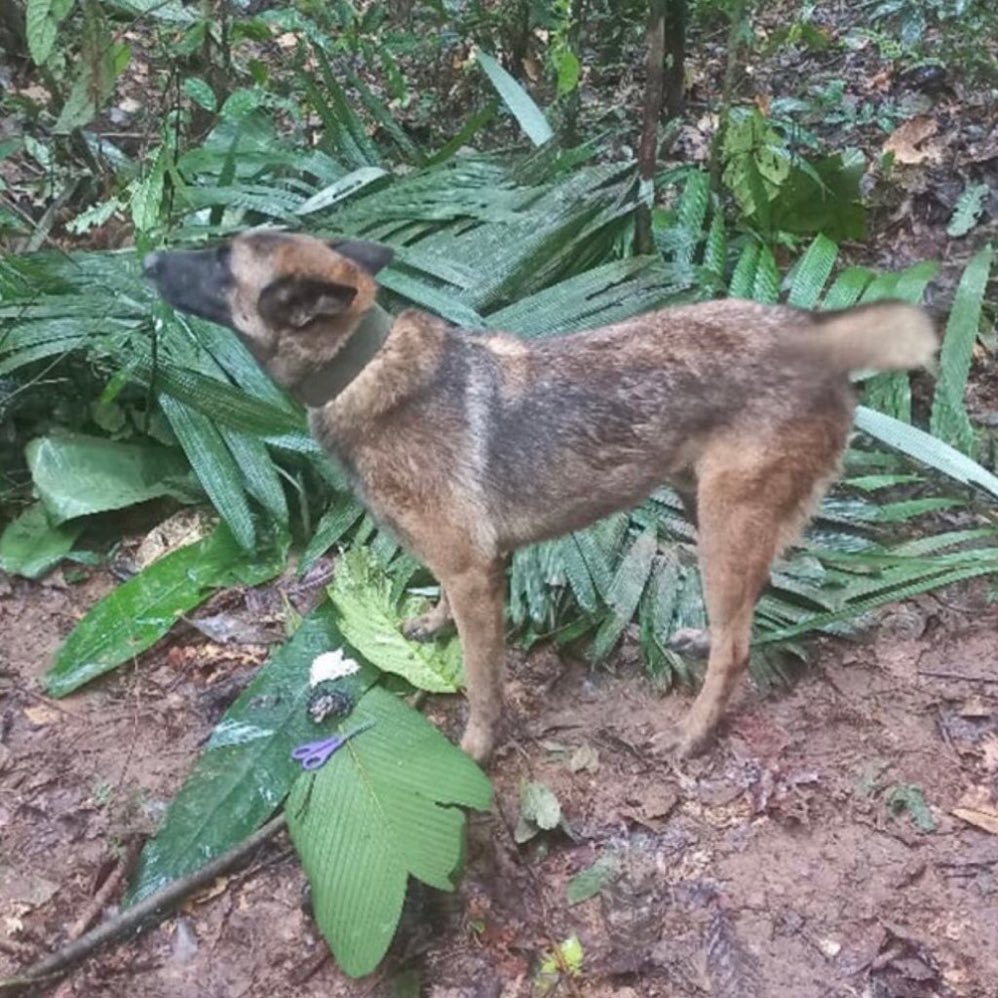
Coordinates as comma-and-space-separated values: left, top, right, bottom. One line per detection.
441, 298, 933, 548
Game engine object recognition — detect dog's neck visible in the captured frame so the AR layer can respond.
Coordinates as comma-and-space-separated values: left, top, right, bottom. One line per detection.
293, 304, 394, 409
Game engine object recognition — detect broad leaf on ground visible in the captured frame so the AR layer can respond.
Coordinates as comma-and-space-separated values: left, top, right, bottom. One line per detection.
0, 502, 82, 579
930, 245, 992, 455
26, 433, 190, 524
126, 602, 379, 905
285, 684, 491, 977
328, 547, 463, 692
474, 50, 554, 147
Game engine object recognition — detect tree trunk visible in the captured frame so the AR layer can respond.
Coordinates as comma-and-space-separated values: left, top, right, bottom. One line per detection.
560, 0, 587, 146
709, 0, 748, 193
634, 0, 666, 255
664, 0, 686, 118
0, 0, 27, 61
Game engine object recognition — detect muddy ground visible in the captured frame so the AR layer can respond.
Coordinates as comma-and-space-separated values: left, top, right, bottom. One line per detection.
2, 564, 998, 998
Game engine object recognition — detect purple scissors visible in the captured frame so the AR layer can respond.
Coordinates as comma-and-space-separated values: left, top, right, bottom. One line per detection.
291, 720, 375, 771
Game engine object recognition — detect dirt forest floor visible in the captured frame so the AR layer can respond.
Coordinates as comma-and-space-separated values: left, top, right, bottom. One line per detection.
2, 564, 998, 998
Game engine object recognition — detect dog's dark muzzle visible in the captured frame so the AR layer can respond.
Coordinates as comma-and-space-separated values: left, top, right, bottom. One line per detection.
143, 246, 234, 328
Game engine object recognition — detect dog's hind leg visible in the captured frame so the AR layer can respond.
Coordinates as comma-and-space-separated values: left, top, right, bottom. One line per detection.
671, 423, 845, 757
403, 587, 452, 642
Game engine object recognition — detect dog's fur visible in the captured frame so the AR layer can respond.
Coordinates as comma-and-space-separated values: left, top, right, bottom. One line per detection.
144, 230, 937, 763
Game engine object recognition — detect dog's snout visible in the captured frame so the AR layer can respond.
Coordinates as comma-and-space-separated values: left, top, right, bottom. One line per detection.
142, 251, 161, 277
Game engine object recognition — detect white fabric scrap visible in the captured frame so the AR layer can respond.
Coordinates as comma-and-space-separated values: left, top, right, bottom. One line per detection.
310, 649, 360, 687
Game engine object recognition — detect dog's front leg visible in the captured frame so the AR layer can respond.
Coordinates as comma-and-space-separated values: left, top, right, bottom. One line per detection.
441, 559, 507, 764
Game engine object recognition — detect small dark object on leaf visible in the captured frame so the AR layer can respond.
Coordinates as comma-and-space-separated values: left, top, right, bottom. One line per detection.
900, 64, 949, 95
307, 682, 355, 723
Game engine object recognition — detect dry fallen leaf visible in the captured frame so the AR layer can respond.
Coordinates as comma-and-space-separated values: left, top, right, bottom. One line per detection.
869, 68, 892, 92
134, 507, 216, 571
19, 84, 51, 103
183, 875, 230, 912
624, 784, 678, 830
569, 744, 600, 774
23, 705, 60, 727
522, 53, 542, 83
953, 786, 998, 835
884, 115, 943, 165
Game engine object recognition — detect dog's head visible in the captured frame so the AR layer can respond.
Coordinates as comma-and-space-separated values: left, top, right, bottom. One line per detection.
143, 230, 393, 391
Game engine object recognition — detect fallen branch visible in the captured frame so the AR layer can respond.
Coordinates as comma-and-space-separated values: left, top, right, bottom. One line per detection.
0, 815, 287, 995
919, 668, 998, 686
0, 940, 34, 962
65, 840, 143, 943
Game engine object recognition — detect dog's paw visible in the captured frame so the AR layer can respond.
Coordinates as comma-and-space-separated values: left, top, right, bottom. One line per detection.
402, 613, 448, 643
653, 720, 714, 761
667, 627, 711, 658
460, 725, 497, 766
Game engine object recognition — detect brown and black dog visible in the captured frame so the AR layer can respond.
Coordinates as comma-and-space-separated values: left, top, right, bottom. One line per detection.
143, 230, 936, 764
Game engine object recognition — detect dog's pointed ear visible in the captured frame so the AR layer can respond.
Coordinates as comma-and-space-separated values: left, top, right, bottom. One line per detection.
258, 275, 357, 329
328, 239, 393, 276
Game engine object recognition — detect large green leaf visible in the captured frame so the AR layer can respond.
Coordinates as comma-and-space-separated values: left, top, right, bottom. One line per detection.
755, 540, 998, 645
299, 492, 364, 575
855, 406, 998, 499
787, 234, 838, 308
770, 151, 867, 241
328, 547, 463, 693
26, 0, 67, 65
930, 245, 992, 454
859, 259, 937, 422
126, 603, 379, 905
297, 167, 390, 216
0, 502, 82, 579
43, 522, 288, 697
591, 527, 657, 660
285, 684, 491, 977
25, 434, 190, 524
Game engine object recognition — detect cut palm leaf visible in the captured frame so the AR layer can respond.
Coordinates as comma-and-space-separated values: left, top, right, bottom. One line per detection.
854, 407, 998, 499
0, 502, 82, 579
328, 547, 464, 693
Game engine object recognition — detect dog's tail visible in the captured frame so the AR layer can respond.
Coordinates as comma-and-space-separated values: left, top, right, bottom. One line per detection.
799, 300, 937, 373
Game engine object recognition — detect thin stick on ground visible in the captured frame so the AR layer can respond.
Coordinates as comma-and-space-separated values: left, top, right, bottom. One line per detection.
65, 840, 143, 944
0, 815, 287, 995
